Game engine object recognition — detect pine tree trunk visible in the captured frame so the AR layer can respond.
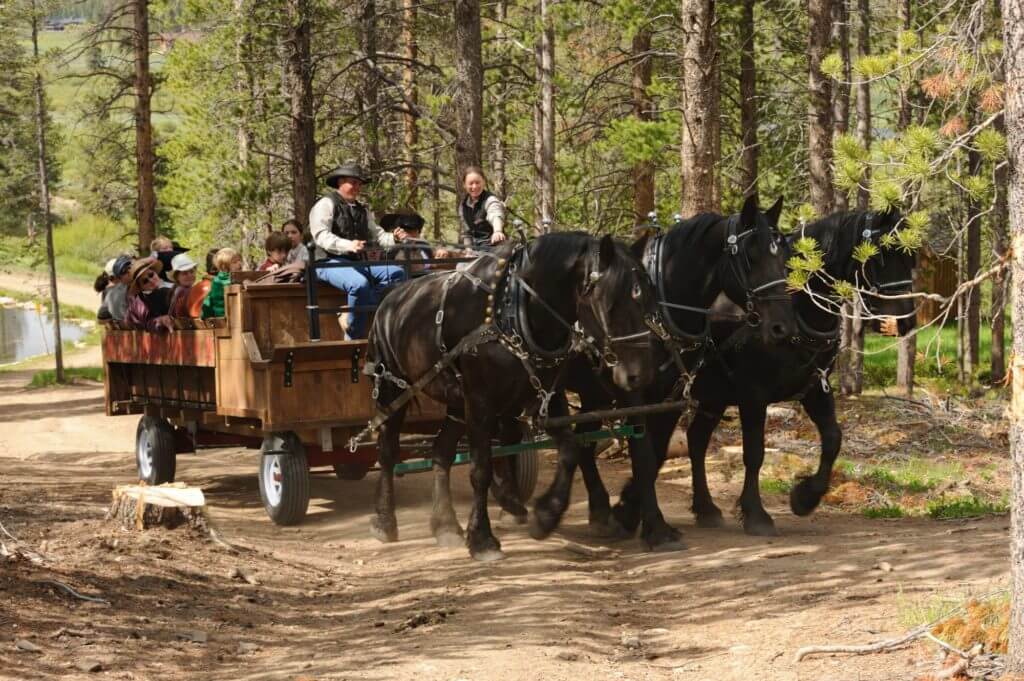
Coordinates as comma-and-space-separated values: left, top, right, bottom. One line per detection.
1004, 0, 1024, 669
234, 0, 257, 265
807, 0, 834, 218
992, 117, 1009, 384
454, 0, 484, 205
286, 0, 316, 225
738, 0, 758, 200
30, 4, 63, 384
680, 0, 720, 215
894, 0, 915, 394
534, 0, 555, 230
402, 0, 418, 206
133, 0, 156, 253
632, 28, 654, 226
831, 0, 850, 211
964, 141, 982, 381
362, 0, 381, 173
491, 0, 509, 199
856, 0, 873, 211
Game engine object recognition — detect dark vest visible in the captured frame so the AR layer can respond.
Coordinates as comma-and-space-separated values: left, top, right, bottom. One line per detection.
323, 193, 370, 243
461, 191, 495, 241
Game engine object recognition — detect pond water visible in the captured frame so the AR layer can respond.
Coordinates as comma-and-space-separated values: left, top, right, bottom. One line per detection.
0, 305, 88, 364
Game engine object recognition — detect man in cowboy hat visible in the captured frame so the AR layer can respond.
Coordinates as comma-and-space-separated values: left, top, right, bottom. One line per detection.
308, 161, 407, 339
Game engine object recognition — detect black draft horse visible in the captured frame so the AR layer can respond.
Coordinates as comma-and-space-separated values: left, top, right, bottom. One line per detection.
540, 196, 798, 548
366, 232, 659, 561
610, 207, 918, 536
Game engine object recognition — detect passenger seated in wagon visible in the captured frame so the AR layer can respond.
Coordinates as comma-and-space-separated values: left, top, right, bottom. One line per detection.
258, 232, 291, 272
125, 257, 174, 333
168, 252, 199, 320
202, 248, 241, 320
379, 209, 436, 277
308, 162, 407, 340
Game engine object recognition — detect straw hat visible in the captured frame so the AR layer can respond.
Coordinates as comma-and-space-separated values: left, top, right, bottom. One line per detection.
128, 258, 163, 294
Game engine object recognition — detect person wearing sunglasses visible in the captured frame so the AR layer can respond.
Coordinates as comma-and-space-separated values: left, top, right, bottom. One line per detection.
125, 258, 174, 332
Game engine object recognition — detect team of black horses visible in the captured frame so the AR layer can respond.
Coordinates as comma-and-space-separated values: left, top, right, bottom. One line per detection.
365, 197, 918, 561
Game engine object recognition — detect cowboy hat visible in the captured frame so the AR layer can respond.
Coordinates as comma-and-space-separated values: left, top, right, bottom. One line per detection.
128, 257, 163, 294
325, 161, 372, 187
170, 253, 198, 278
379, 209, 426, 233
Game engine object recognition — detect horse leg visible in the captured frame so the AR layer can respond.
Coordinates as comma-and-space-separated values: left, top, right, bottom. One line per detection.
688, 404, 726, 528
430, 413, 466, 547
737, 401, 776, 536
464, 398, 504, 561
790, 386, 842, 516
529, 394, 579, 540
370, 403, 408, 543
488, 416, 529, 523
630, 418, 685, 552
577, 426, 613, 532
610, 409, 680, 538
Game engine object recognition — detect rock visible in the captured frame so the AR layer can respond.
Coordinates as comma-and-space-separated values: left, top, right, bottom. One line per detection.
229, 567, 259, 585
874, 561, 894, 573
621, 631, 641, 649
555, 651, 579, 661
177, 630, 208, 644
76, 661, 103, 673
15, 639, 42, 653
766, 406, 797, 420
238, 642, 260, 654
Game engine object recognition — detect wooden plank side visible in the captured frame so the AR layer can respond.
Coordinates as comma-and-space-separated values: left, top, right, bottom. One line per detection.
102, 329, 216, 366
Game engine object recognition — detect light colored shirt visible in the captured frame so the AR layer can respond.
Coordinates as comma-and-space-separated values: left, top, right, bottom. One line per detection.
308, 195, 395, 260
286, 244, 309, 265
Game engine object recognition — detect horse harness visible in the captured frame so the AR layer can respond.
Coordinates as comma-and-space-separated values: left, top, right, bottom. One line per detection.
350, 241, 650, 450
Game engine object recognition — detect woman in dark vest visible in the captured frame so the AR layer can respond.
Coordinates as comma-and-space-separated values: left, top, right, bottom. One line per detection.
308, 162, 407, 339
459, 166, 507, 252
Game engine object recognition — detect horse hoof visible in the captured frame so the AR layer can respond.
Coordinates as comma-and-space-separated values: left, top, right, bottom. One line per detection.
528, 515, 553, 541
588, 520, 617, 539
472, 548, 507, 562
434, 530, 464, 548
646, 538, 687, 553
789, 481, 822, 517
607, 514, 638, 540
509, 514, 528, 526
694, 511, 726, 529
743, 517, 779, 537
369, 517, 398, 543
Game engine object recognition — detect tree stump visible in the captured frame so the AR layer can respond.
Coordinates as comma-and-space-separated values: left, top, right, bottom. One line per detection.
108, 483, 208, 531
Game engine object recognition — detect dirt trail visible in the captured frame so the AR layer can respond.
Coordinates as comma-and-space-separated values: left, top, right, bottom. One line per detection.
0, 377, 1010, 681
0, 268, 99, 312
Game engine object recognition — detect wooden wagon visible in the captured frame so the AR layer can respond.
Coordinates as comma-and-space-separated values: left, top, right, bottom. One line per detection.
101, 272, 552, 525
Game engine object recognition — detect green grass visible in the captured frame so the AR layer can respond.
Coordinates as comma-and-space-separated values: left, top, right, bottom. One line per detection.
863, 321, 1009, 388
861, 459, 963, 494
0, 287, 97, 324
925, 495, 1008, 520
27, 366, 104, 388
759, 478, 793, 495
862, 504, 906, 519
0, 213, 135, 283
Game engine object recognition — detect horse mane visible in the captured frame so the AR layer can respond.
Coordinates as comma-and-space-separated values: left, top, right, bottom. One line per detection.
528, 231, 594, 274
664, 213, 723, 254
798, 211, 873, 277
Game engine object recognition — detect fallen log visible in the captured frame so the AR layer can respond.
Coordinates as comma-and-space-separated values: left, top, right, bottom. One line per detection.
108, 483, 208, 531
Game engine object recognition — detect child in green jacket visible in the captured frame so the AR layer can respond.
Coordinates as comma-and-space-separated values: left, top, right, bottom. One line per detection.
202, 248, 242, 319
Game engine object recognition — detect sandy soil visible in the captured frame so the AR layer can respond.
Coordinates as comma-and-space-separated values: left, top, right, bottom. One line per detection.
0, 371, 1010, 681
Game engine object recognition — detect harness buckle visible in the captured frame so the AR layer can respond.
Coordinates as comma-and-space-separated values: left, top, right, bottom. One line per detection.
435, 309, 445, 325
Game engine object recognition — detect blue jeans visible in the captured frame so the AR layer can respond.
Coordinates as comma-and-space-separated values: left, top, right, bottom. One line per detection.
316, 258, 405, 339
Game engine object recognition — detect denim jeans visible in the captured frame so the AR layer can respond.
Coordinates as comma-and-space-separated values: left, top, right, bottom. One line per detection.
315, 258, 405, 339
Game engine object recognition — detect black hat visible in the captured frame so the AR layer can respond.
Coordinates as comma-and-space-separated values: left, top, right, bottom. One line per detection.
170, 240, 189, 254
325, 162, 372, 188
379, 209, 426, 233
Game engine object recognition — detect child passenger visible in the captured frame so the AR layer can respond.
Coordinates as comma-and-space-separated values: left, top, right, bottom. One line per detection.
259, 232, 291, 272
201, 248, 241, 319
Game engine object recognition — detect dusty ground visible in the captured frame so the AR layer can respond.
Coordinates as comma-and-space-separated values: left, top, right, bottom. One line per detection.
0, 367, 1011, 681
0, 268, 99, 312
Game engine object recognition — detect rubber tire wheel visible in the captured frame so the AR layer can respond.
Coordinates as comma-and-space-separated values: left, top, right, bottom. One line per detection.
136, 416, 176, 485
512, 450, 540, 504
259, 433, 310, 526
333, 463, 370, 481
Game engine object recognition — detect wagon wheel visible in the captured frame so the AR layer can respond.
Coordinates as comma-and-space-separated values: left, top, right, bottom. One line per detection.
136, 416, 176, 485
259, 432, 310, 526
333, 462, 371, 481
493, 451, 540, 504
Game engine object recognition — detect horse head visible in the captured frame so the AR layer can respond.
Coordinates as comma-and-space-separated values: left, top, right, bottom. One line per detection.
857, 207, 918, 336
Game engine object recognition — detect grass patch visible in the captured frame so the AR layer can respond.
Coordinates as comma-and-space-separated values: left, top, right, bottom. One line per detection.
862, 504, 905, 519
861, 459, 963, 494
0, 214, 135, 283
759, 478, 792, 495
932, 595, 1009, 654
27, 366, 104, 388
925, 495, 1008, 520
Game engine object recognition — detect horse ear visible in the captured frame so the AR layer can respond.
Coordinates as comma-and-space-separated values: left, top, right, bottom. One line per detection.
765, 196, 784, 226
740, 194, 759, 227
599, 234, 616, 271
631, 232, 651, 260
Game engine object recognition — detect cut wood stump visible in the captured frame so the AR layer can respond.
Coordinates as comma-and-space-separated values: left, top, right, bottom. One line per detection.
108, 483, 208, 531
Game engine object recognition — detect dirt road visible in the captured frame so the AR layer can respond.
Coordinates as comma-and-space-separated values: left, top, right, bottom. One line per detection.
0, 374, 1009, 680
0, 268, 98, 312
